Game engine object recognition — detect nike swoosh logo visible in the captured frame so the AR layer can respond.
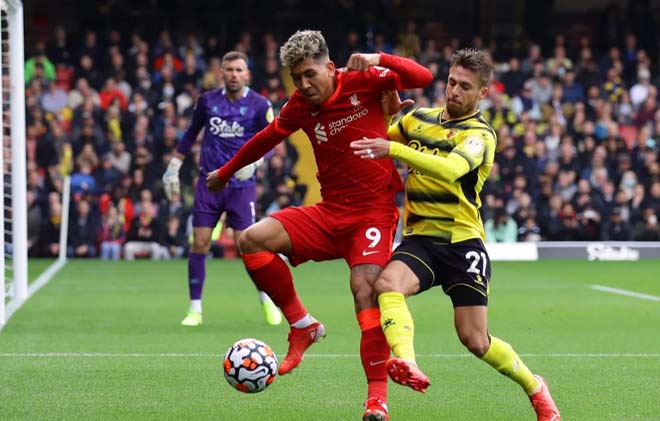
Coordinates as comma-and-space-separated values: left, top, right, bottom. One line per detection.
311, 111, 320, 116
362, 250, 380, 256
369, 360, 387, 366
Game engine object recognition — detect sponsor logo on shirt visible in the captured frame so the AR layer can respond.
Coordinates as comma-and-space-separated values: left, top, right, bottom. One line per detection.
314, 122, 327, 143
327, 95, 369, 136
209, 117, 245, 138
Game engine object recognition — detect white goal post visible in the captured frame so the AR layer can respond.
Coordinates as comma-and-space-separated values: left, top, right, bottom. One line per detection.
1, 0, 69, 329
1, 0, 27, 328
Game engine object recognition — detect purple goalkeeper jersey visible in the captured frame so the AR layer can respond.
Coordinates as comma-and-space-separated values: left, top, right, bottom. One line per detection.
176, 87, 273, 187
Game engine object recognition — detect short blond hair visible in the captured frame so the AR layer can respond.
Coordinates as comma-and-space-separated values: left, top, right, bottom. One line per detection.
279, 30, 329, 68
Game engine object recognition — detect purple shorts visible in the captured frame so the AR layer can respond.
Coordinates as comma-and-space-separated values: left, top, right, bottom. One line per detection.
192, 177, 256, 230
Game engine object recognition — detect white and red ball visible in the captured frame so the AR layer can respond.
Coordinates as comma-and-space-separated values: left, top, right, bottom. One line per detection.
223, 338, 278, 393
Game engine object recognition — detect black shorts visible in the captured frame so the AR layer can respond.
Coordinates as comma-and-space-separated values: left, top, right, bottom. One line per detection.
391, 236, 491, 307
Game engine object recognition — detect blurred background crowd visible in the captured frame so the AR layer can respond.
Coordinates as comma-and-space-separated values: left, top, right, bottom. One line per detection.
17, 0, 660, 259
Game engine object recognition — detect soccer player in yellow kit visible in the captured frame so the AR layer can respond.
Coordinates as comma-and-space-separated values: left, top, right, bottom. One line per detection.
351, 48, 560, 421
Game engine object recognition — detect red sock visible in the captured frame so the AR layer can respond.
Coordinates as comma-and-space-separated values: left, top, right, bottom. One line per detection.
243, 252, 307, 324
358, 308, 389, 402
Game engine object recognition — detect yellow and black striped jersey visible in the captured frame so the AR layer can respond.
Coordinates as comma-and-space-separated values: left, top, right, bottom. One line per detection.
388, 107, 497, 243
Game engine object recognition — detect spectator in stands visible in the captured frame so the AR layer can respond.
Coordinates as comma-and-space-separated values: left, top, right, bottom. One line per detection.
99, 204, 125, 260
646, 181, 660, 214
108, 141, 131, 175
160, 215, 187, 259
67, 77, 101, 110
99, 78, 128, 111
561, 69, 585, 104
123, 202, 163, 260
25, 41, 56, 84
633, 208, 660, 240
39, 193, 63, 257
47, 26, 73, 67
70, 161, 98, 195
76, 54, 104, 91
40, 81, 68, 114
500, 57, 525, 97
630, 68, 652, 108
485, 208, 518, 243
601, 207, 633, 240
557, 203, 579, 240
67, 199, 99, 257
95, 153, 123, 193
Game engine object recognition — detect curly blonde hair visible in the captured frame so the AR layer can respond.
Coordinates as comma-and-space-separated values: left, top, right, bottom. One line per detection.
279, 30, 329, 67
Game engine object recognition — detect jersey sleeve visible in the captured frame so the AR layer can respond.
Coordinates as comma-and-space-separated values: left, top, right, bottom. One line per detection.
256, 98, 275, 130
217, 97, 302, 180
176, 93, 207, 155
388, 129, 493, 183
217, 122, 286, 182
450, 130, 493, 171
387, 110, 415, 144
365, 53, 433, 91
272, 96, 302, 136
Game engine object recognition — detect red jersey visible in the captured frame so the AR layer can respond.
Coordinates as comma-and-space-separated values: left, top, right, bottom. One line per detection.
217, 53, 433, 208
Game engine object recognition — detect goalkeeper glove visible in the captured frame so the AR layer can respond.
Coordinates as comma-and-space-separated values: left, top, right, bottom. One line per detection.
234, 157, 264, 181
162, 157, 183, 200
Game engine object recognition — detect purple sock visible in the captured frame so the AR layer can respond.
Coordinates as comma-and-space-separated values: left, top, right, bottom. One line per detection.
188, 253, 207, 300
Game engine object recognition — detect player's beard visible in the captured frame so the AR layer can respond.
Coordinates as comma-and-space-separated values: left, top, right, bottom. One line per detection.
226, 81, 243, 95
446, 99, 476, 119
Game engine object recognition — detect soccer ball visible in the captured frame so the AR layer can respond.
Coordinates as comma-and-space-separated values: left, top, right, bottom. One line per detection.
223, 338, 278, 393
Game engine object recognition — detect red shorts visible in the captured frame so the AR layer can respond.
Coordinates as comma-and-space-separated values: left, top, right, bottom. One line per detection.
271, 201, 398, 268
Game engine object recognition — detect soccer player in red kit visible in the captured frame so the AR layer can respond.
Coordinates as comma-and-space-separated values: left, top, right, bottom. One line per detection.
207, 30, 431, 421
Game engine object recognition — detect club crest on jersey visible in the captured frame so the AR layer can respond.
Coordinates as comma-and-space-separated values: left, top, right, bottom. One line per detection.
239, 106, 248, 116
447, 129, 455, 139
350, 93, 361, 109
209, 116, 245, 138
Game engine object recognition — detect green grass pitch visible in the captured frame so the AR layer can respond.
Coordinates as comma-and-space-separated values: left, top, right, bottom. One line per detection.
1, 259, 659, 420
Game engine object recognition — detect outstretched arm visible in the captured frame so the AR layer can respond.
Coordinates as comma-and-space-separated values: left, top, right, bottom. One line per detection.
206, 123, 285, 192
351, 137, 486, 183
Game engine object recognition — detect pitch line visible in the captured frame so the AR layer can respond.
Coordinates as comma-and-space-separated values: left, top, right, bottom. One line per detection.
590, 285, 660, 302
0, 352, 658, 358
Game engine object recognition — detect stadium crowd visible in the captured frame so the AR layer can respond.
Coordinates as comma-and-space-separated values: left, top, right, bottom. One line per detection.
23, 23, 660, 258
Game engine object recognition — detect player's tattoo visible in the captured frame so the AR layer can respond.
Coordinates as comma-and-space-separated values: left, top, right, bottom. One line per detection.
352, 263, 383, 282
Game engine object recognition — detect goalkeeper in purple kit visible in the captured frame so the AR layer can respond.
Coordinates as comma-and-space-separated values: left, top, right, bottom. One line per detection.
162, 51, 282, 326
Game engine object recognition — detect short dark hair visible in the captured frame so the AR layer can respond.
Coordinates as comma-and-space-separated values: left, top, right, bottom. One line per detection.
450, 48, 493, 87
222, 51, 249, 66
